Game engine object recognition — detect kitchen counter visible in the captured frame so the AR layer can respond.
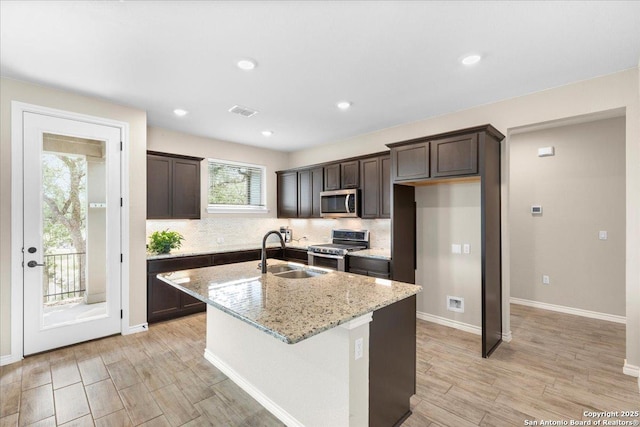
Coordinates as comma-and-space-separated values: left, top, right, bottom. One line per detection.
157, 258, 419, 344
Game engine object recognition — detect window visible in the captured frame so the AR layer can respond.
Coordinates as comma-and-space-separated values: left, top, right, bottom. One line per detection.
207, 159, 267, 213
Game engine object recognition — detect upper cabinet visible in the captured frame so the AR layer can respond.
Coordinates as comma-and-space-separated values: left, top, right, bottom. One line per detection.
324, 161, 360, 190
298, 167, 324, 218
390, 141, 430, 182
360, 155, 390, 219
430, 133, 478, 177
147, 151, 203, 219
277, 171, 298, 218
340, 160, 360, 189
390, 130, 481, 182
276, 152, 389, 219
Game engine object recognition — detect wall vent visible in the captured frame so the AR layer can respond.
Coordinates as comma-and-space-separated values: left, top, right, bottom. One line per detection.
447, 296, 464, 313
228, 105, 258, 118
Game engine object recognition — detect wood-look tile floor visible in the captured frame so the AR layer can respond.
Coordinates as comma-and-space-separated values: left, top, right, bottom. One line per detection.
1, 304, 638, 426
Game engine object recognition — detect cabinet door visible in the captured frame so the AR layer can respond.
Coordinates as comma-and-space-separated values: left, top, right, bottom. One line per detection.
380, 156, 391, 218
310, 167, 324, 218
147, 275, 181, 322
180, 292, 206, 311
341, 160, 360, 189
147, 155, 172, 219
391, 142, 430, 181
360, 157, 380, 219
430, 134, 478, 177
298, 169, 312, 218
324, 164, 341, 190
277, 171, 298, 218
172, 158, 201, 219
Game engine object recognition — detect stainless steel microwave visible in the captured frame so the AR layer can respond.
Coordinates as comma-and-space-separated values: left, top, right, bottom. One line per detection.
320, 189, 359, 218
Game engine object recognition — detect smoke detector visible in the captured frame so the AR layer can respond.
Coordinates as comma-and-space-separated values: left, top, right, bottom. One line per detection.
228, 105, 258, 118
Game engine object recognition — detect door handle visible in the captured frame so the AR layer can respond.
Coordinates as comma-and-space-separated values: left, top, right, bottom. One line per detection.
344, 194, 351, 214
27, 260, 45, 268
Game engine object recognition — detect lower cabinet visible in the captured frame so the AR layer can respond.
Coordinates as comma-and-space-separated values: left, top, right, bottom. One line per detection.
347, 256, 391, 279
147, 248, 284, 323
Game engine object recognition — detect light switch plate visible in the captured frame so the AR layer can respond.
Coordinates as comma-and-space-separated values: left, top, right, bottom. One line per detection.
599, 231, 608, 240
452, 244, 462, 254
538, 146, 555, 157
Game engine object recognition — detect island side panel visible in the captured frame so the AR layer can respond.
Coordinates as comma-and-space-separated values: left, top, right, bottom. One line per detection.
204, 306, 370, 427
369, 294, 417, 427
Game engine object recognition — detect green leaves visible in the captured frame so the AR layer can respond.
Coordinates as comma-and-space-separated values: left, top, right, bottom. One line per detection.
148, 230, 184, 254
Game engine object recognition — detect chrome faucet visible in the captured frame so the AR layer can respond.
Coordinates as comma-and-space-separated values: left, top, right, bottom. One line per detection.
261, 230, 286, 273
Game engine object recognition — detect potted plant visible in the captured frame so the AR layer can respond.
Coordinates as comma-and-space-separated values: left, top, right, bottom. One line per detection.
148, 230, 184, 254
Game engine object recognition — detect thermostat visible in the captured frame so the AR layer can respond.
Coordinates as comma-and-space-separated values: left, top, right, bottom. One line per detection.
531, 205, 543, 215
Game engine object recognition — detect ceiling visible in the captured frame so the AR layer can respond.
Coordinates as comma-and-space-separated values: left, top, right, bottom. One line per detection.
2, 1, 639, 152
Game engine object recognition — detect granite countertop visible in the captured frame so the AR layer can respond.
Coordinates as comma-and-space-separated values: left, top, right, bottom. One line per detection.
157, 259, 420, 344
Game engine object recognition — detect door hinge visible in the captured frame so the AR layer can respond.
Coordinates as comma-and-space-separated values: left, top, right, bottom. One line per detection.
120, 254, 123, 263
120, 141, 123, 151
120, 309, 123, 319
120, 198, 123, 207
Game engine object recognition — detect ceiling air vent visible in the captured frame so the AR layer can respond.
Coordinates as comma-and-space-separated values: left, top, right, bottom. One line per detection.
228, 105, 258, 118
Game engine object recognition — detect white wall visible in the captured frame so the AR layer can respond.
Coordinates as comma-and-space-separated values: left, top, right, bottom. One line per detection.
289, 68, 640, 369
509, 117, 625, 316
415, 182, 482, 328
0, 77, 147, 357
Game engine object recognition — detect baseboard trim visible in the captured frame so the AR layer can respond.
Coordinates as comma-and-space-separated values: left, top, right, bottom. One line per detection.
122, 323, 148, 335
623, 360, 640, 377
204, 348, 304, 427
416, 311, 482, 336
510, 298, 625, 324
502, 331, 513, 342
0, 353, 23, 366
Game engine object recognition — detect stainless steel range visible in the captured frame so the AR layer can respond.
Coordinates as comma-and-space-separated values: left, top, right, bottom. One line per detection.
307, 229, 369, 271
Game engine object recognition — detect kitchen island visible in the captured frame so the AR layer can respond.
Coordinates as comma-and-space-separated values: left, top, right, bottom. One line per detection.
158, 259, 421, 427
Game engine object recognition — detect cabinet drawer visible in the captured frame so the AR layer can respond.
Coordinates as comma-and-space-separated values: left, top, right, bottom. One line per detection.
148, 255, 212, 273
348, 257, 390, 274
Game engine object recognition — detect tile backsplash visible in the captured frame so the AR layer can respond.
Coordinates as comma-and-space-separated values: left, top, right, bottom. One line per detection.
146, 217, 390, 252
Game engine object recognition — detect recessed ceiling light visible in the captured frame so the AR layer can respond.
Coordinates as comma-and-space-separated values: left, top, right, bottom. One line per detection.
237, 59, 257, 70
173, 109, 188, 117
461, 54, 482, 66
336, 101, 352, 110
261, 130, 273, 137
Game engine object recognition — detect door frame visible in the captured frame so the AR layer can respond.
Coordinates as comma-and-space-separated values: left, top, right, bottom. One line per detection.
10, 101, 130, 363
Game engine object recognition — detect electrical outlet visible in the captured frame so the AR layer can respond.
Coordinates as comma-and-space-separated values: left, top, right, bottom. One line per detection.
599, 231, 608, 240
354, 337, 363, 360
463, 244, 470, 254
542, 275, 550, 285
451, 244, 462, 254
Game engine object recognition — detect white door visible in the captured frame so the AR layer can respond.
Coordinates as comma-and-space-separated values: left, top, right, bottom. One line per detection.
23, 112, 122, 355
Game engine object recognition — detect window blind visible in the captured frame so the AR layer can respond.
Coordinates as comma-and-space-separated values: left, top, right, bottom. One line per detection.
207, 160, 265, 207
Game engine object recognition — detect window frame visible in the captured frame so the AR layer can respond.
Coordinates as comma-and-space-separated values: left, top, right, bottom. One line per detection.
206, 158, 268, 214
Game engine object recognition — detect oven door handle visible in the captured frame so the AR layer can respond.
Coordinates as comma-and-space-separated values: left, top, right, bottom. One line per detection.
344, 194, 351, 214
307, 251, 345, 260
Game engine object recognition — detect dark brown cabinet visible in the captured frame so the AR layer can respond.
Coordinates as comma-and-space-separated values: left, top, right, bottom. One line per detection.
277, 171, 298, 218
348, 256, 391, 279
147, 151, 202, 219
360, 156, 391, 219
148, 248, 284, 323
324, 163, 341, 191
431, 133, 478, 177
298, 167, 323, 218
147, 255, 211, 323
325, 161, 359, 190
387, 124, 505, 359
391, 140, 430, 182
340, 160, 360, 189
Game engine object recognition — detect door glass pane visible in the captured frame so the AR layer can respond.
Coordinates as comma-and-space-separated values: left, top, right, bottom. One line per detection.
42, 133, 108, 328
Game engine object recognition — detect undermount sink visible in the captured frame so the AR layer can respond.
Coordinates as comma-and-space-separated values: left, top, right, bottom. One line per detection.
266, 264, 298, 274
265, 263, 330, 279
274, 268, 328, 279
